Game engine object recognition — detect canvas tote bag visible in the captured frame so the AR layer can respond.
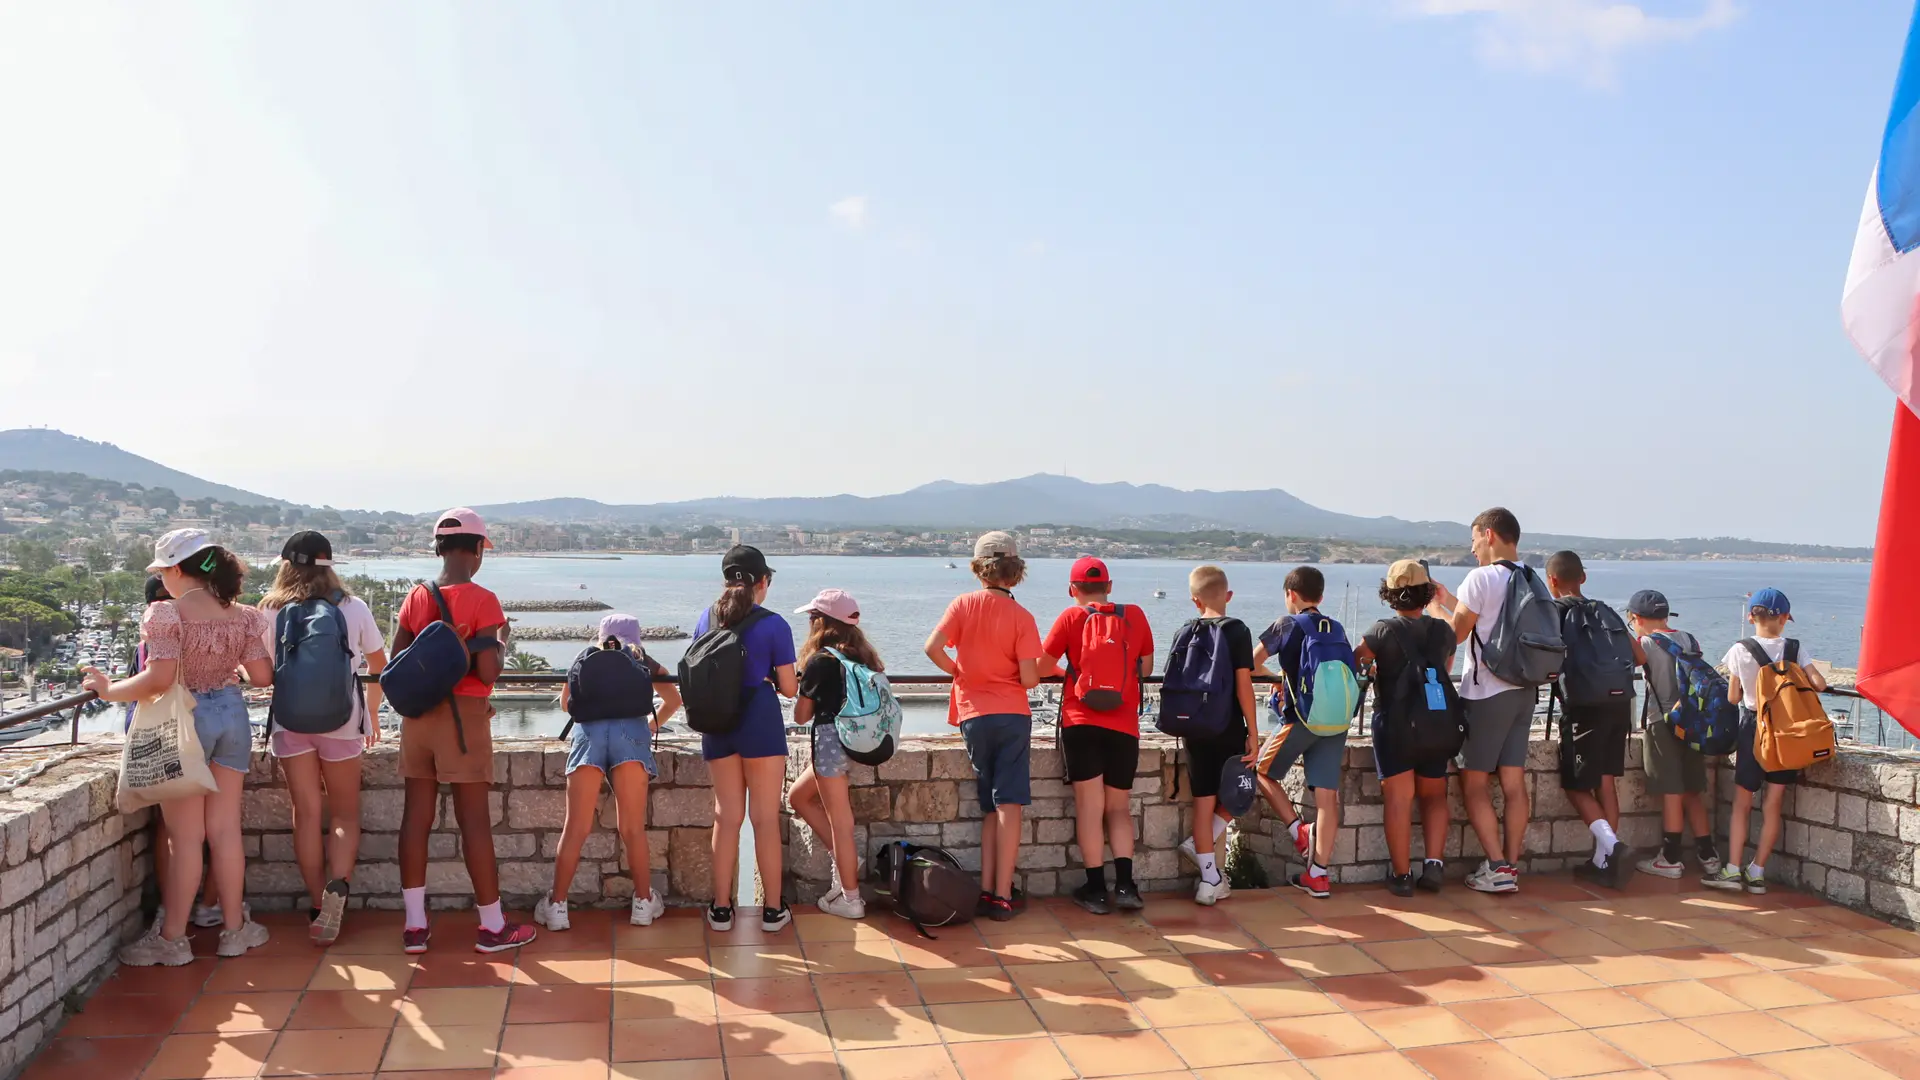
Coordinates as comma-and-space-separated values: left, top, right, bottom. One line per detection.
118, 682, 218, 812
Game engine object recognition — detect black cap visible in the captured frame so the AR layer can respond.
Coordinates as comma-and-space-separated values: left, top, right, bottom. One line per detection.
281, 530, 334, 567
722, 545, 772, 585
1627, 590, 1673, 619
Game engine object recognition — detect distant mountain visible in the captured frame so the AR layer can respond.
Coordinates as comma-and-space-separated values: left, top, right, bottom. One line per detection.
0, 429, 282, 506
475, 474, 1468, 544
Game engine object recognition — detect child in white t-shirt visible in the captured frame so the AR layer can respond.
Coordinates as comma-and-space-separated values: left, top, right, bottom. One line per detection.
1705, 587, 1827, 895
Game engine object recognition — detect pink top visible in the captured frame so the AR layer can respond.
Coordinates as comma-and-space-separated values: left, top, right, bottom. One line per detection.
141, 601, 271, 693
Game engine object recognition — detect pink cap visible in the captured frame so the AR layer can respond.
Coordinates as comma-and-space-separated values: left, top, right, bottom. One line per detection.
434, 507, 494, 549
795, 588, 860, 625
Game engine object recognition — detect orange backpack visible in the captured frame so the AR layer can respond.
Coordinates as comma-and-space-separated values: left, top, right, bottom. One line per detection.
1741, 638, 1837, 772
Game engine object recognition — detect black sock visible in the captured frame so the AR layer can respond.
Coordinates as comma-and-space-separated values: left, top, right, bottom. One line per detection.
1662, 832, 1683, 864
1113, 857, 1134, 888
1696, 836, 1719, 861
1085, 865, 1107, 893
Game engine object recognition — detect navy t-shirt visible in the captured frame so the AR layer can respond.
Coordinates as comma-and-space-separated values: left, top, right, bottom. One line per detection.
1259, 611, 1316, 724
692, 606, 797, 728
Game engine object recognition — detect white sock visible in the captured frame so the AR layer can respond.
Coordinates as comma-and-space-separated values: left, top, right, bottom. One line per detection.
1309, 863, 1327, 878
1591, 820, 1618, 867
1197, 852, 1221, 886
1288, 819, 1306, 844
478, 900, 505, 933
1213, 814, 1231, 841
1747, 862, 1765, 879
403, 887, 428, 930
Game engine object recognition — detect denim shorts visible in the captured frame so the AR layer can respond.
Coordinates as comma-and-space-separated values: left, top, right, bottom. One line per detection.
193, 686, 254, 774
568, 717, 659, 778
1259, 722, 1347, 791
810, 723, 850, 779
960, 713, 1031, 809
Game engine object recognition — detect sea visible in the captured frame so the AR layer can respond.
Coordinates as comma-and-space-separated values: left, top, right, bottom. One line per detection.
319, 554, 1898, 747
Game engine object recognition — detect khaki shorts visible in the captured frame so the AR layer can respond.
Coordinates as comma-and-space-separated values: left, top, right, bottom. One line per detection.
400, 695, 495, 785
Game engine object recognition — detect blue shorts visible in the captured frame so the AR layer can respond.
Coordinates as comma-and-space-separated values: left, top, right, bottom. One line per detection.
569, 717, 658, 778
700, 689, 789, 761
810, 723, 850, 779
1259, 722, 1347, 792
1734, 708, 1799, 792
194, 686, 254, 774
960, 713, 1031, 809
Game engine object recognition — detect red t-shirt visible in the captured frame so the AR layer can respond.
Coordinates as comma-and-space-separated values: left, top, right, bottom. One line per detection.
1043, 603, 1155, 734
396, 582, 507, 698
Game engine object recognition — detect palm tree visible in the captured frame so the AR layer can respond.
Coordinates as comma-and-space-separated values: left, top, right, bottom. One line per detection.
504, 648, 551, 673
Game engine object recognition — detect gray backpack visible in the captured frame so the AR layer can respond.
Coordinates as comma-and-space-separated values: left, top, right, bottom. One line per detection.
1472, 561, 1567, 688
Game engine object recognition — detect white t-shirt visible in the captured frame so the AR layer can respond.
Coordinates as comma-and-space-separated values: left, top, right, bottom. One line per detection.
260, 596, 387, 738
1722, 634, 1818, 709
1456, 561, 1521, 700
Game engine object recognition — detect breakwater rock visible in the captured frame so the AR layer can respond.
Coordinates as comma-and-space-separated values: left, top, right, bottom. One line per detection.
510, 624, 688, 641
501, 599, 612, 612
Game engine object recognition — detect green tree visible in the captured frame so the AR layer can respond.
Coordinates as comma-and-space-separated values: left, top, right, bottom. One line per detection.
0, 598, 73, 649
11, 541, 56, 573
504, 647, 551, 672
84, 543, 115, 574
121, 537, 152, 573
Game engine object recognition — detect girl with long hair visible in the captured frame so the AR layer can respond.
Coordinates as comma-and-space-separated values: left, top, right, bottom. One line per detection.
537, 613, 681, 932
256, 531, 387, 945
84, 529, 273, 965
692, 546, 797, 933
787, 589, 882, 919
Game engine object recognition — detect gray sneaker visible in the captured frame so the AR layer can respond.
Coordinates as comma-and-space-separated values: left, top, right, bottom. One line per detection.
120, 932, 194, 967
217, 920, 270, 958
1743, 866, 1767, 895
1702, 864, 1744, 891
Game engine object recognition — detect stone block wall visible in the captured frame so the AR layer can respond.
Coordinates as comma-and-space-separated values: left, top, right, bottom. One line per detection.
0, 748, 150, 1078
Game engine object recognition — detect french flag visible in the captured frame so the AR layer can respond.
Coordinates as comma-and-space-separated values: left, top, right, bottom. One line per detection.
1843, 0, 1920, 736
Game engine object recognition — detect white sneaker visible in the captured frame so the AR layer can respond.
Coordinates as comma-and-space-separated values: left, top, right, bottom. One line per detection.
1194, 877, 1231, 906
630, 891, 665, 927
120, 932, 194, 967
216, 920, 269, 958
1637, 854, 1684, 879
819, 888, 866, 920
1466, 860, 1518, 894
535, 896, 571, 932
1178, 836, 1197, 866
141, 905, 168, 940
190, 902, 224, 929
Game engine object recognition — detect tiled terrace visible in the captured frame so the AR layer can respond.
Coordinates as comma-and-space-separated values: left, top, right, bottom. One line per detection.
25, 873, 1920, 1080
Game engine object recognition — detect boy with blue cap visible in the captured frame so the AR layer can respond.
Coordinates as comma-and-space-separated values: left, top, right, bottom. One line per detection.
1708, 587, 1828, 893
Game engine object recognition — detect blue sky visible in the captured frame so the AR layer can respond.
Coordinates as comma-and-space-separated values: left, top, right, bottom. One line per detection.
0, 1, 1908, 545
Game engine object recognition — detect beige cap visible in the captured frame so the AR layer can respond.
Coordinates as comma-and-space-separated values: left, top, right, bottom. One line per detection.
973, 531, 1018, 559
1386, 558, 1431, 588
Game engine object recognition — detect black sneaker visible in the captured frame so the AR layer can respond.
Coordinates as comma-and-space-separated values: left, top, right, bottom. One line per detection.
1387, 872, 1415, 898
1573, 859, 1609, 888
1417, 860, 1445, 893
987, 895, 1016, 922
1113, 883, 1144, 911
1605, 843, 1633, 890
1071, 883, 1113, 915
762, 900, 792, 933
706, 904, 734, 932
1008, 886, 1029, 913
975, 891, 995, 919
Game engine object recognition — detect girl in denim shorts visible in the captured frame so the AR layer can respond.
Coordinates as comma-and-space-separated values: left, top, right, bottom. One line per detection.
787, 589, 885, 920
536, 614, 681, 932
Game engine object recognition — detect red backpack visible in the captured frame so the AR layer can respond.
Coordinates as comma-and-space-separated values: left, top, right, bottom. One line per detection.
1071, 603, 1135, 713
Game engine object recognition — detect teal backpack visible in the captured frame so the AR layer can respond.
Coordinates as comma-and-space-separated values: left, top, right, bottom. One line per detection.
1285, 612, 1361, 737
828, 647, 903, 766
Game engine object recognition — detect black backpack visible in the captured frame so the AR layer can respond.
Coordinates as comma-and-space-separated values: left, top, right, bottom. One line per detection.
562, 645, 655, 738
1382, 620, 1467, 762
678, 606, 775, 734
871, 841, 978, 939
1553, 597, 1636, 707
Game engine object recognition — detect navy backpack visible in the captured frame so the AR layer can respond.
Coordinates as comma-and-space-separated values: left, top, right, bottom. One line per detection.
378, 583, 471, 725
1156, 618, 1235, 739
267, 590, 360, 736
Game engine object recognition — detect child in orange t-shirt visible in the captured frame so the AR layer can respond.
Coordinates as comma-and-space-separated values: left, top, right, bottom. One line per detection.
924, 531, 1043, 922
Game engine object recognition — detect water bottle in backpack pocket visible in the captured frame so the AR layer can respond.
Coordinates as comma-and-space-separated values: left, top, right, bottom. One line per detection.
1156, 618, 1235, 739
1473, 561, 1568, 688
1646, 633, 1739, 756
871, 841, 978, 938
1554, 597, 1637, 707
828, 647, 904, 767
1384, 621, 1467, 761
1287, 612, 1361, 737
1070, 604, 1135, 714
268, 591, 361, 736
678, 607, 776, 734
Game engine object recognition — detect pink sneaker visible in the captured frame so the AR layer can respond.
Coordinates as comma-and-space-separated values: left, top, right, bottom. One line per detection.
475, 921, 537, 954
402, 927, 431, 955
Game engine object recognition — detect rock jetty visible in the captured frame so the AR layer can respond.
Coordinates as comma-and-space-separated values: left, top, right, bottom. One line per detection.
509, 624, 688, 641
501, 599, 612, 612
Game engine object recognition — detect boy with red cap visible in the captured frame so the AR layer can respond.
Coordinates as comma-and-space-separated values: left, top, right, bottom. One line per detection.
1040, 558, 1154, 914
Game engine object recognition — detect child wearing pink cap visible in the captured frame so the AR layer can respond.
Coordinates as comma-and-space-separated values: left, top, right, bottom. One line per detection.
788, 590, 884, 919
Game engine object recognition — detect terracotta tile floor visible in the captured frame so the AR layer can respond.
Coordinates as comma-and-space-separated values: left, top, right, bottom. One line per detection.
27, 873, 1920, 1080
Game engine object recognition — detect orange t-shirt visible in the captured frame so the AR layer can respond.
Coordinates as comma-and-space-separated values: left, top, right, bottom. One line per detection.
934, 590, 1042, 724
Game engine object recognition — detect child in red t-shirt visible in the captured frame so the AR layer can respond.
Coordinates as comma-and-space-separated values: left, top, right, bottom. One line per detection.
388, 508, 534, 955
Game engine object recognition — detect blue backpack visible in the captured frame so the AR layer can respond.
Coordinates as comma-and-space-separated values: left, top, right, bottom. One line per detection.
379, 583, 471, 723
1156, 618, 1236, 739
1281, 612, 1361, 737
1647, 631, 1738, 756
268, 591, 361, 736
562, 643, 655, 738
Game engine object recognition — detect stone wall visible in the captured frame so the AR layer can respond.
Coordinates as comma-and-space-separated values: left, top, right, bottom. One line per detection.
0, 748, 150, 1078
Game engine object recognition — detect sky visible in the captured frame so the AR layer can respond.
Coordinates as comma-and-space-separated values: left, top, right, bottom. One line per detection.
0, 0, 1910, 546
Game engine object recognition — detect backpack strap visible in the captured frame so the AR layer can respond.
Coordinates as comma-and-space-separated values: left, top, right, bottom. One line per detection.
1738, 638, 1774, 671
426, 583, 469, 754
1784, 639, 1800, 666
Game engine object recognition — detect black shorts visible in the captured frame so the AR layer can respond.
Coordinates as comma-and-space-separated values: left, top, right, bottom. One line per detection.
1734, 708, 1799, 792
1559, 701, 1630, 792
1185, 721, 1249, 799
1062, 725, 1138, 790
1371, 714, 1452, 781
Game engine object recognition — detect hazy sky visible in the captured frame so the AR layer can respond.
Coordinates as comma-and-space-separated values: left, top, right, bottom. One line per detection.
0, 1, 1907, 545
